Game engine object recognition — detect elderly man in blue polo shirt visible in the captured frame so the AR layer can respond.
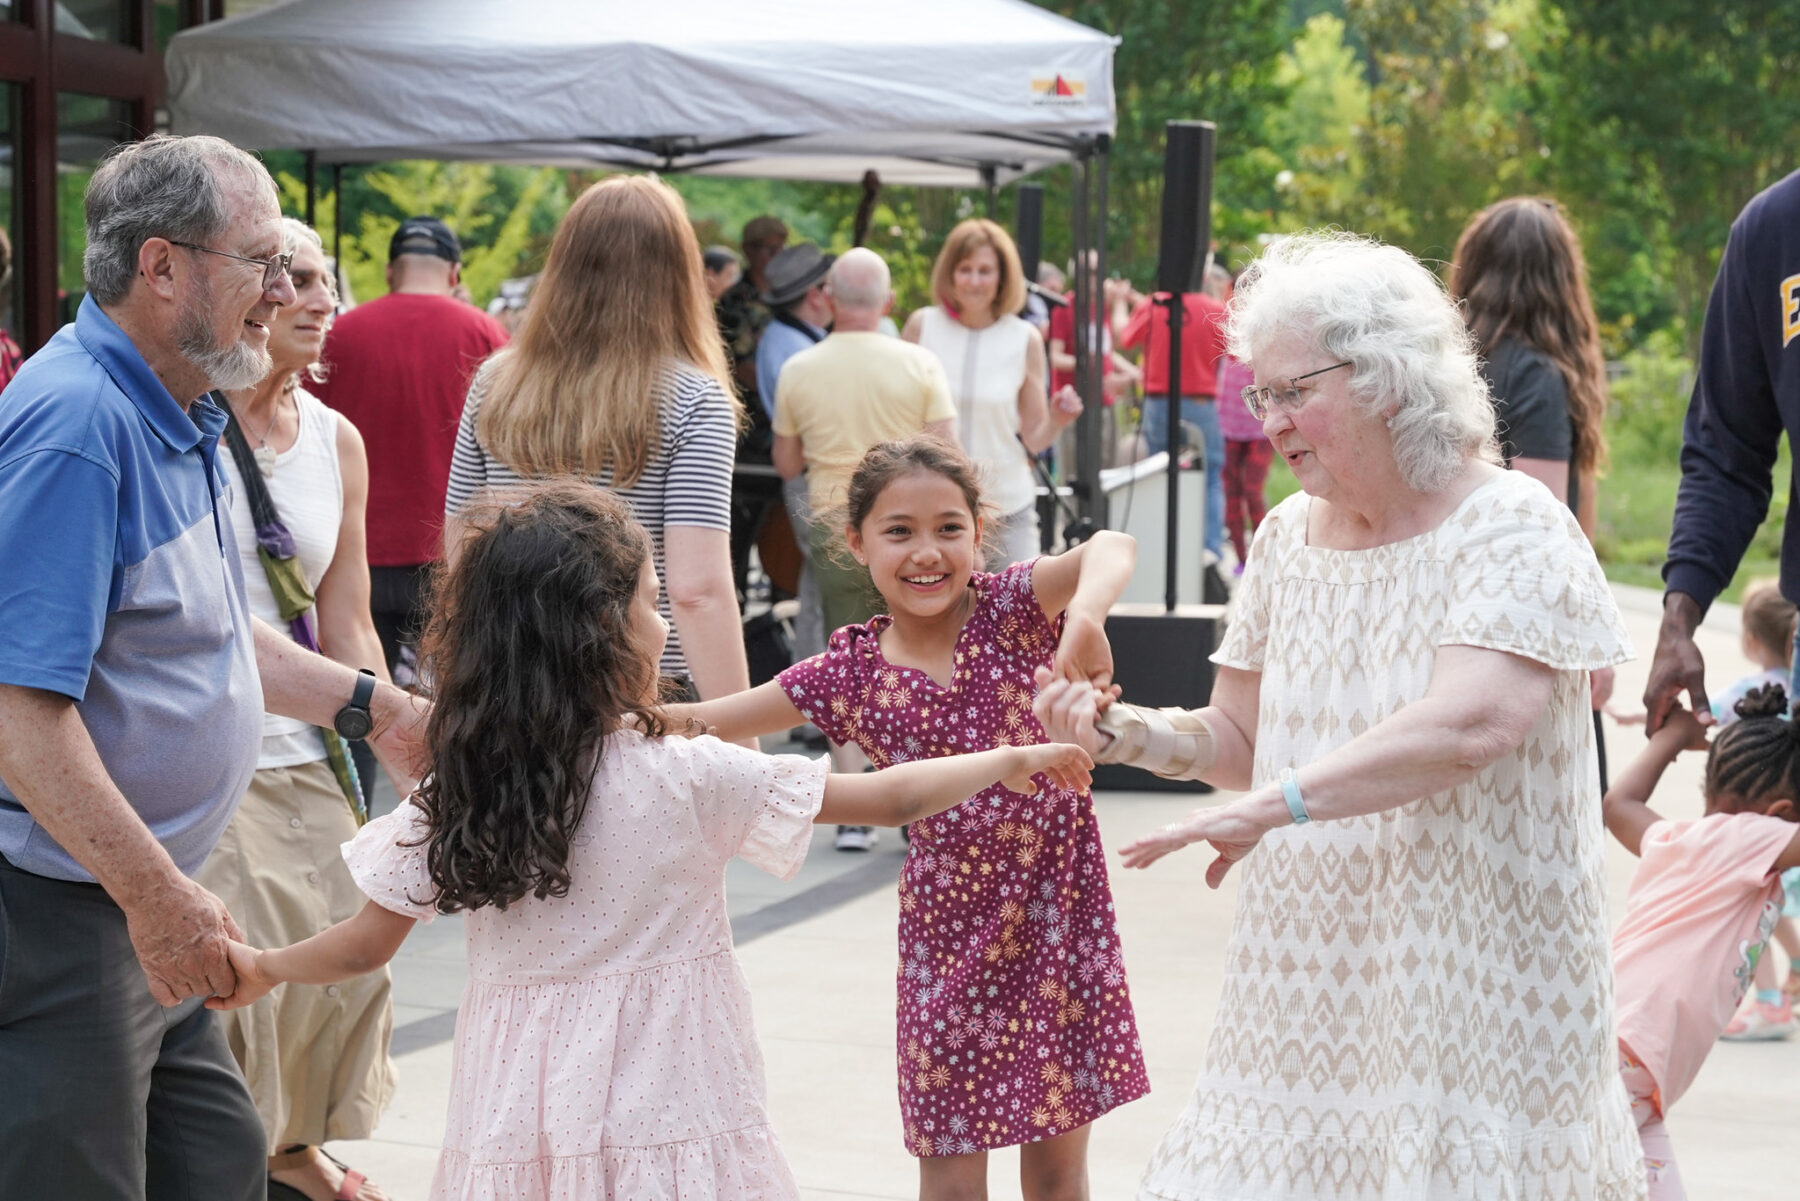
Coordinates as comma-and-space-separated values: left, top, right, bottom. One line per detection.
0, 135, 426, 1200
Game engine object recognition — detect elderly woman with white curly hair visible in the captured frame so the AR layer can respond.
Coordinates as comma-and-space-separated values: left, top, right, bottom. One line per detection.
1035, 232, 1646, 1201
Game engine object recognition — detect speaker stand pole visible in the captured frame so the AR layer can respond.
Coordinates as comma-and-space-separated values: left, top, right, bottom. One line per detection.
1071, 136, 1110, 534
1158, 291, 1184, 614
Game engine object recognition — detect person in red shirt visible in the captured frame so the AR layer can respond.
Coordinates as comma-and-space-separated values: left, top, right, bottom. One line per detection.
1045, 260, 1139, 469
311, 216, 509, 682
1119, 285, 1228, 559
0, 228, 22, 393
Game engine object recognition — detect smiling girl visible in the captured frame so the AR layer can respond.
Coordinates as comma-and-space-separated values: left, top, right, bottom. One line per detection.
669, 436, 1144, 1200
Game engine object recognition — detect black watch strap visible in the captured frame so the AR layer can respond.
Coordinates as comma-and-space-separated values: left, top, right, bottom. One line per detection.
333, 668, 378, 739
348, 667, 377, 709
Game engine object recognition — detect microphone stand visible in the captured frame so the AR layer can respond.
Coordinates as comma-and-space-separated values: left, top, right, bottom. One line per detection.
1016, 432, 1096, 547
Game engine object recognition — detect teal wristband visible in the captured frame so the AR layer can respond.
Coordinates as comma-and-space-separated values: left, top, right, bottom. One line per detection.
1278, 767, 1311, 825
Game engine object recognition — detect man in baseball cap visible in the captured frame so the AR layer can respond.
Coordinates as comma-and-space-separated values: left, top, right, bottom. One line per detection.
311, 216, 508, 683
387, 215, 462, 264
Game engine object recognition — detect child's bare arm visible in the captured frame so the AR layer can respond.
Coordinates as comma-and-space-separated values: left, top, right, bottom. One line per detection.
1032, 530, 1136, 624
1603, 708, 1707, 856
663, 681, 806, 744
817, 744, 1093, 828
1032, 530, 1136, 688
205, 900, 416, 1010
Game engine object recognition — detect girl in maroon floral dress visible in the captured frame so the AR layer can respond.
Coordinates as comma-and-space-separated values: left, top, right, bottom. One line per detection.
673, 437, 1148, 1197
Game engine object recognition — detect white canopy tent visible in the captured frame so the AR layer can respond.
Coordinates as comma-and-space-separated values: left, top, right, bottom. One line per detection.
165, 0, 1117, 188
165, 0, 1122, 523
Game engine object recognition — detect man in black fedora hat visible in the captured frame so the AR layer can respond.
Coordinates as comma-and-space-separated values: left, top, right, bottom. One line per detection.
754, 243, 836, 417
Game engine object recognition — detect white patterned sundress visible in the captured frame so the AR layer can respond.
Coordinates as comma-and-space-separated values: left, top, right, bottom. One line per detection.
1140, 470, 1646, 1201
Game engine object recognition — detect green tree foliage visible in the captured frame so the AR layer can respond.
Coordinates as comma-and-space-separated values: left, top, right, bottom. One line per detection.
1035, 0, 1295, 281
1532, 0, 1800, 346
1341, 0, 1540, 261
1260, 14, 1374, 234
668, 174, 975, 315
268, 156, 569, 308
250, 0, 1794, 364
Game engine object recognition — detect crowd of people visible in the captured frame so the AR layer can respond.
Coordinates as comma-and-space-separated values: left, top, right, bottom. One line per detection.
0, 128, 1796, 1201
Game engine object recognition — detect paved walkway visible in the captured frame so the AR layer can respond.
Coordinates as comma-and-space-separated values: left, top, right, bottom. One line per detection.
326, 584, 1797, 1199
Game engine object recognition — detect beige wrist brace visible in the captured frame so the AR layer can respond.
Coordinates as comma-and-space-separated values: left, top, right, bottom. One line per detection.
1094, 703, 1218, 780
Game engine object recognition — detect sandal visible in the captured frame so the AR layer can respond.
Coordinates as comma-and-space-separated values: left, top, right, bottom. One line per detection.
267, 1146, 380, 1201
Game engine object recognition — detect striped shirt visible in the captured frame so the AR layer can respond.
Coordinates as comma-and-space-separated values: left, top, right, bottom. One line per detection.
446, 359, 737, 676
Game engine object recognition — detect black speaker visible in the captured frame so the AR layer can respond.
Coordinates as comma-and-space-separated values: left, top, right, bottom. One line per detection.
1090, 604, 1224, 794
1014, 183, 1045, 290
1155, 121, 1216, 295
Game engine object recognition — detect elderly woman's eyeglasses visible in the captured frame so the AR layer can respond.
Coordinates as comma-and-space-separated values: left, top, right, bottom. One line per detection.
1241, 361, 1353, 421
169, 240, 294, 292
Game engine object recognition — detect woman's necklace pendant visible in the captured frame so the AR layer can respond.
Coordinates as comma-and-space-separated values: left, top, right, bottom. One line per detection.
253, 444, 277, 478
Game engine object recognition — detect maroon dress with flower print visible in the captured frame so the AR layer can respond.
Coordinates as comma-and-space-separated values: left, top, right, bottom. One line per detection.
777, 560, 1149, 1158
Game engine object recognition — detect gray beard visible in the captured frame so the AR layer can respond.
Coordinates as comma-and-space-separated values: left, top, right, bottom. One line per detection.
174, 282, 271, 392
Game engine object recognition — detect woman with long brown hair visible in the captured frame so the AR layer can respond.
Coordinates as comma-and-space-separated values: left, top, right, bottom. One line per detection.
446, 174, 749, 705
1450, 196, 1610, 531
1452, 195, 1617, 758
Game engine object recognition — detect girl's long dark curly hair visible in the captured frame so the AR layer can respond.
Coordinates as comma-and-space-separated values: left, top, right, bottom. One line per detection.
411, 480, 667, 913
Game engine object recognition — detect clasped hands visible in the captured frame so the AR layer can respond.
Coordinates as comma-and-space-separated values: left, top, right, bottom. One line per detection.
1032, 630, 1272, 887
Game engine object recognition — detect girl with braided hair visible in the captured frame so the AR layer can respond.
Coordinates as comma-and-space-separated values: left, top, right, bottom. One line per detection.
1605, 684, 1800, 1200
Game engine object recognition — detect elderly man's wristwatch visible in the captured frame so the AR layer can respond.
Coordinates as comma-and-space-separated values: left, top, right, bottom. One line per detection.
333, 668, 378, 740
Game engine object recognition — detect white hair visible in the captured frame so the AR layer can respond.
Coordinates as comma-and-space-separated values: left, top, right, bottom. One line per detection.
827, 247, 890, 310
1227, 231, 1498, 491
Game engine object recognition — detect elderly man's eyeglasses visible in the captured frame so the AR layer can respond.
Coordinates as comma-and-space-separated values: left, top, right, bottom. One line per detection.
1241, 361, 1353, 421
169, 240, 293, 291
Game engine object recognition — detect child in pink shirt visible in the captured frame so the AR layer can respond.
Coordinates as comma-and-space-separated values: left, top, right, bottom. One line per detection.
1604, 684, 1800, 1200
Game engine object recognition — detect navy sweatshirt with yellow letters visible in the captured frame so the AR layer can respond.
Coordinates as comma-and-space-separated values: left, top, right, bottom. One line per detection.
1665, 169, 1800, 613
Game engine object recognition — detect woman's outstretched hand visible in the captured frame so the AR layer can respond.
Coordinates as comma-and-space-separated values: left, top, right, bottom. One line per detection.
1119, 802, 1270, 884
1003, 742, 1094, 795
1032, 666, 1117, 759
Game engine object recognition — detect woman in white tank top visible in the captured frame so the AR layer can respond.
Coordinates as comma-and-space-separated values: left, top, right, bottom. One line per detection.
904, 219, 1083, 568
196, 221, 397, 1201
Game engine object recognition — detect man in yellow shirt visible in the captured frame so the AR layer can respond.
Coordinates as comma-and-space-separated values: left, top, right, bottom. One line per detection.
772, 247, 958, 850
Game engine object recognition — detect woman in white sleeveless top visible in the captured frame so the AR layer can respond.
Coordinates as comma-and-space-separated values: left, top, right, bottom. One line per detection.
197, 220, 396, 1201
904, 219, 1083, 568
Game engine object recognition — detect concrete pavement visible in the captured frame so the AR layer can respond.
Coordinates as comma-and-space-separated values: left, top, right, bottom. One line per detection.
324, 583, 1798, 1199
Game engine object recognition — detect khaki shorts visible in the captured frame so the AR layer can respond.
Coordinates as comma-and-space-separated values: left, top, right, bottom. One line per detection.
810, 523, 882, 636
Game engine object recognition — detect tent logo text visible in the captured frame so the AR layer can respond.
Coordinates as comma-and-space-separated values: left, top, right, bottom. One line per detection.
1030, 69, 1086, 105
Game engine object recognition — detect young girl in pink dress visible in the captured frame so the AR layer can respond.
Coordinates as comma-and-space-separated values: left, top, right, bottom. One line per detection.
206, 481, 1091, 1201
670, 437, 1148, 1199
1604, 685, 1800, 1200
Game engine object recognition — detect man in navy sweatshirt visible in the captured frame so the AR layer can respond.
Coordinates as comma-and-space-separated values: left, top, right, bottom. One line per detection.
1645, 170, 1800, 733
